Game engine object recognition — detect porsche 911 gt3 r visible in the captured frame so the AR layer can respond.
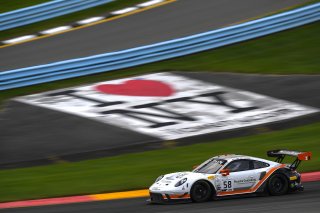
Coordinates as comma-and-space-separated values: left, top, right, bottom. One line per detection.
148, 150, 311, 203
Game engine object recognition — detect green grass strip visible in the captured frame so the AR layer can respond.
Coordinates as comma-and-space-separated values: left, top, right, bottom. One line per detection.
0, 0, 154, 41
0, 0, 50, 13
0, 122, 319, 202
1, 21, 319, 107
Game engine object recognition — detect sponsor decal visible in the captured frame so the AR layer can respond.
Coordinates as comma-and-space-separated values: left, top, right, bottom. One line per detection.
175, 173, 188, 179
290, 176, 298, 181
16, 73, 318, 140
235, 178, 257, 184
208, 175, 215, 180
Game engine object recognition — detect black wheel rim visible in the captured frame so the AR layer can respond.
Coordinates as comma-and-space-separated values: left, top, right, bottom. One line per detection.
271, 177, 284, 193
194, 183, 208, 200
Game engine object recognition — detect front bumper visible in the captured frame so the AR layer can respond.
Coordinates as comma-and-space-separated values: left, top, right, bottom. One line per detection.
148, 192, 191, 204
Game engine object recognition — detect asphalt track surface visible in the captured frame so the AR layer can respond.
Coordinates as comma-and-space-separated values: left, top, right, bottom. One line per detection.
3, 181, 320, 213
1, 72, 319, 168
0, 0, 310, 71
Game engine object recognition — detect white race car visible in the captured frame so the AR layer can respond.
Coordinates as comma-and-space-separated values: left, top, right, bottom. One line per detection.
149, 150, 311, 203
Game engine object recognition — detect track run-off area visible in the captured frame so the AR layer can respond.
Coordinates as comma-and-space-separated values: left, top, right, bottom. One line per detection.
1, 172, 320, 210
2, 178, 320, 212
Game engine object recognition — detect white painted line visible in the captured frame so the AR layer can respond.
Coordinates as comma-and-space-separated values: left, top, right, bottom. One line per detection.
40, 26, 72, 35
77, 17, 105, 25
2, 35, 37, 44
110, 7, 138, 15
137, 0, 164, 8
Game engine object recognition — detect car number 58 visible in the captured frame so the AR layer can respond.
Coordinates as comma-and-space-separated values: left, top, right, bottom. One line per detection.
222, 180, 234, 191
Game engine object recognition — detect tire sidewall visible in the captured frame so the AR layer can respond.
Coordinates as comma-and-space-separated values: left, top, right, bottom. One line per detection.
267, 173, 289, 196
190, 180, 212, 202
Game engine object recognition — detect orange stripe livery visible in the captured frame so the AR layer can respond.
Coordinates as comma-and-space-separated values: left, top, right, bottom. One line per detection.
217, 164, 286, 196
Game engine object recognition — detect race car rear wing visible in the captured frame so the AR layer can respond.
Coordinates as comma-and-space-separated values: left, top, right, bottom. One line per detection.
267, 150, 312, 170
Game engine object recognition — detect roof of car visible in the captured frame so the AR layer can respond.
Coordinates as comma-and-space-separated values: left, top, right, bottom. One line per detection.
215, 154, 250, 160
213, 154, 277, 165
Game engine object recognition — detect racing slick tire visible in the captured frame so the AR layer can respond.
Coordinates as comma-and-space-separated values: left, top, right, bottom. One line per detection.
190, 180, 212, 202
267, 173, 289, 196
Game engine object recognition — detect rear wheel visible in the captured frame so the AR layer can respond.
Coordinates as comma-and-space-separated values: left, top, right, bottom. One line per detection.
190, 180, 212, 202
268, 174, 288, 196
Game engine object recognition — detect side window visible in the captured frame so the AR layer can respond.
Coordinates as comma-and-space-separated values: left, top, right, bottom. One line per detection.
225, 160, 250, 172
253, 160, 269, 169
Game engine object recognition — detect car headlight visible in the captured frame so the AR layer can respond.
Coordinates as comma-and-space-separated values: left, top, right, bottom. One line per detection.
175, 178, 187, 187
155, 175, 164, 183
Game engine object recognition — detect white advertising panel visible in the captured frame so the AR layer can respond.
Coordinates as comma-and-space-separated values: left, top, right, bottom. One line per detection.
16, 73, 318, 140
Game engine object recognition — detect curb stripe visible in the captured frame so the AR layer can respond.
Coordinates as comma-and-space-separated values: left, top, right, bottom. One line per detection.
0, 171, 319, 209
0, 195, 94, 209
301, 171, 320, 182
90, 189, 149, 201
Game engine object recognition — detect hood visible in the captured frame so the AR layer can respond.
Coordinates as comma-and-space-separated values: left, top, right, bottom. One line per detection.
150, 171, 216, 192
163, 172, 190, 181
158, 171, 209, 184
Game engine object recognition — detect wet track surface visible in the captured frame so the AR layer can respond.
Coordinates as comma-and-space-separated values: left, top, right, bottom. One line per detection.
0, 0, 309, 71
4, 181, 320, 213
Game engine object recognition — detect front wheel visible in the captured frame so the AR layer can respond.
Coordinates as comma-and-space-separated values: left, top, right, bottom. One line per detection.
190, 180, 212, 202
268, 174, 289, 196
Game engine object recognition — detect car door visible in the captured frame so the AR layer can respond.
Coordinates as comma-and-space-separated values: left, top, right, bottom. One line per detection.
250, 160, 271, 187
217, 159, 256, 193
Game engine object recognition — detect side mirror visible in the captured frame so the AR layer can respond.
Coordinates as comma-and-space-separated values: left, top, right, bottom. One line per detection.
192, 165, 199, 170
220, 169, 230, 176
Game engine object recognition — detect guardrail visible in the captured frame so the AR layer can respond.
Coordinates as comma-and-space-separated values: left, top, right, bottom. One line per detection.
0, 3, 319, 91
0, 0, 114, 31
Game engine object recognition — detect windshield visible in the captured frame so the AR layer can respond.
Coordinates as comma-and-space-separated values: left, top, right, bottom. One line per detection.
193, 158, 227, 174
